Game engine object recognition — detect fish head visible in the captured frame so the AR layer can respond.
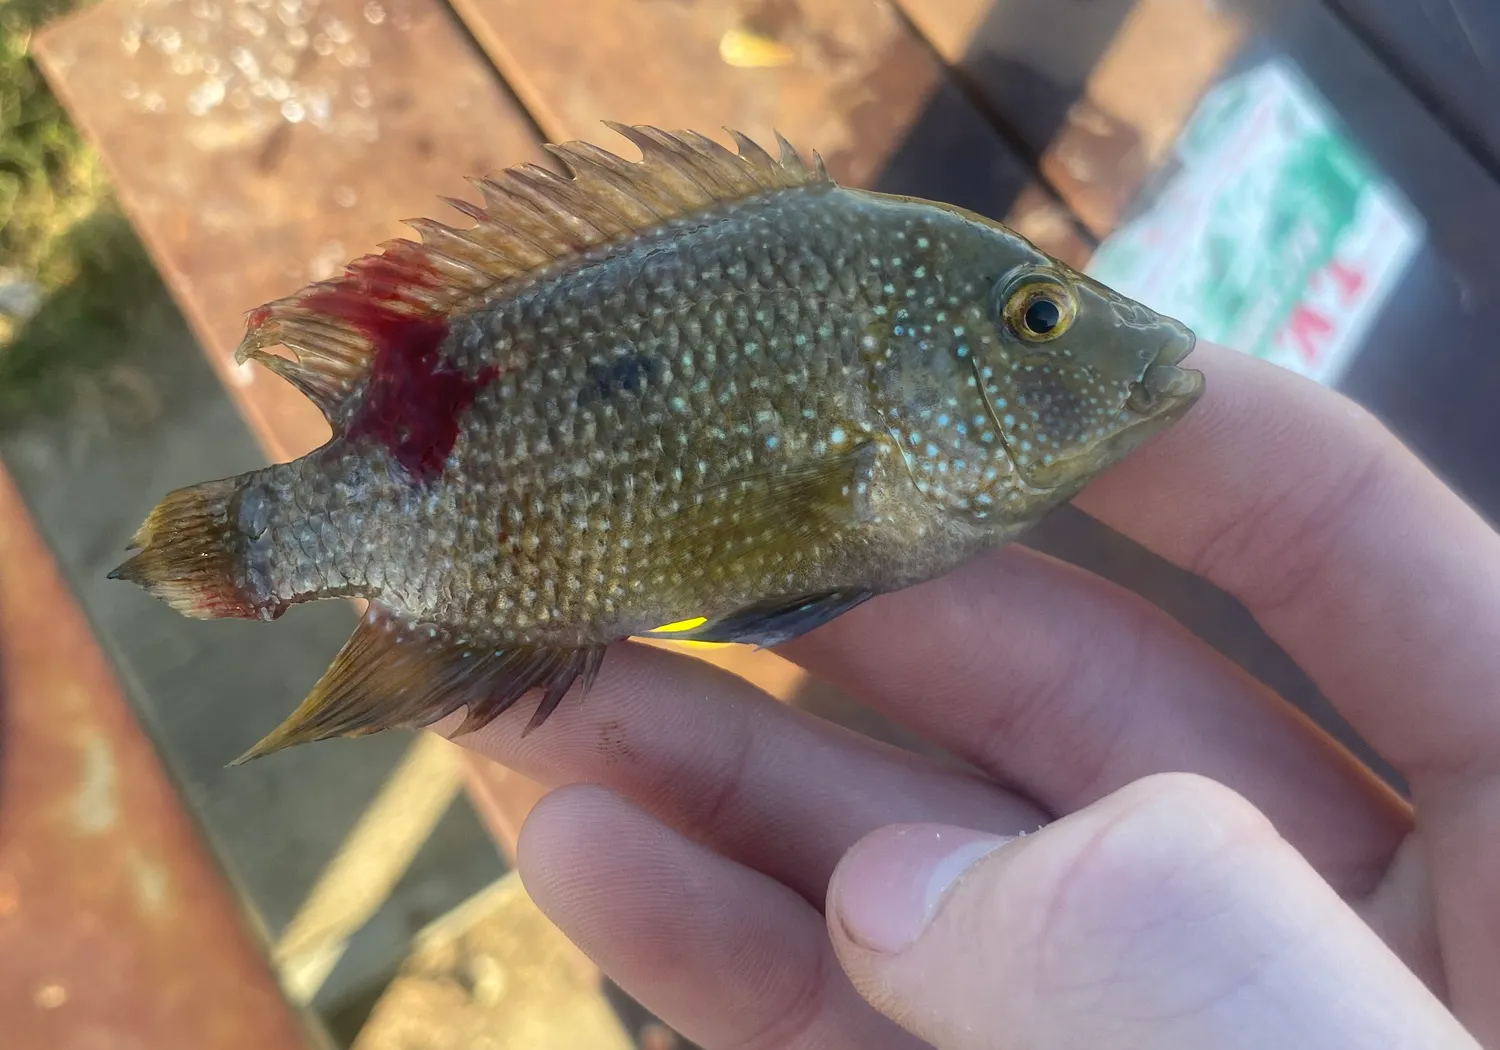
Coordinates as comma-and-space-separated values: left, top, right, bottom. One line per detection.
971, 257, 1204, 499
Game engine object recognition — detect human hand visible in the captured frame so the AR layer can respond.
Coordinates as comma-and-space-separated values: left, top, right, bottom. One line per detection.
436, 342, 1499, 1049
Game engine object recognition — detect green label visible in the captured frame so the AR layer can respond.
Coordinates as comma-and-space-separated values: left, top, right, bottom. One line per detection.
1087, 58, 1424, 386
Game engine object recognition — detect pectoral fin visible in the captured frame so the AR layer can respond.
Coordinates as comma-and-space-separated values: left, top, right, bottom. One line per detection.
639, 442, 883, 648
641, 589, 873, 649
667, 440, 881, 555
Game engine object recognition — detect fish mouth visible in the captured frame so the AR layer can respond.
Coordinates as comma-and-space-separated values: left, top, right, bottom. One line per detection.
1124, 326, 1204, 418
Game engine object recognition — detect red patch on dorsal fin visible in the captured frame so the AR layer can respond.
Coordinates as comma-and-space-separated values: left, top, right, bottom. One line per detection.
232, 124, 832, 465
305, 288, 496, 481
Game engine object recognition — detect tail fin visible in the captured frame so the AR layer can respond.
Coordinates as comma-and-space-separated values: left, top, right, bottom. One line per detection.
109, 477, 275, 621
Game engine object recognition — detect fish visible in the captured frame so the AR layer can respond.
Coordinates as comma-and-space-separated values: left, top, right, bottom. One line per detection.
109, 123, 1204, 763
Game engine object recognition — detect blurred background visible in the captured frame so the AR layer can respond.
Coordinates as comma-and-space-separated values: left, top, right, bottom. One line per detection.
0, 0, 1495, 1046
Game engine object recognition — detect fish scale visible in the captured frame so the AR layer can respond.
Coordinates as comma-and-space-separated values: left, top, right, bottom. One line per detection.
109, 123, 1204, 763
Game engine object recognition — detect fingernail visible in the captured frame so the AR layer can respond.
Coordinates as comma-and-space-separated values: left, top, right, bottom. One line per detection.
834, 825, 1009, 954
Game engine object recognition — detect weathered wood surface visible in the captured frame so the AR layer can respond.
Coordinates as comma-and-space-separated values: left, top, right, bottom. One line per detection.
445, 0, 1092, 265
896, 0, 1247, 235
0, 464, 317, 1050
33, 0, 547, 465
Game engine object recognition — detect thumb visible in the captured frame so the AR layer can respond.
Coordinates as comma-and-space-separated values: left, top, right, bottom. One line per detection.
825, 773, 1475, 1050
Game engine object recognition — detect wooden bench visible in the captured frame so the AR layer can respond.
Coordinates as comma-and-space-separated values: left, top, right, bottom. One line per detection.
25, 0, 1500, 1044
0, 465, 309, 1050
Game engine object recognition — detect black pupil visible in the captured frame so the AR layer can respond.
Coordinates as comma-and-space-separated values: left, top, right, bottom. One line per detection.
1024, 297, 1062, 335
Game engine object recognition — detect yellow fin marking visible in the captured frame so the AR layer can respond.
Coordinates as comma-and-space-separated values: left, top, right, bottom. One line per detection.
650, 616, 708, 633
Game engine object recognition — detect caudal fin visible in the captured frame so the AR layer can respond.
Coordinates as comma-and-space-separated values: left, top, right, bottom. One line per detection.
109, 477, 272, 621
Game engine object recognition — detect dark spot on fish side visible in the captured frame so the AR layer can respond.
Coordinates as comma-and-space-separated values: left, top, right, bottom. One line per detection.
579, 351, 659, 408
303, 288, 499, 481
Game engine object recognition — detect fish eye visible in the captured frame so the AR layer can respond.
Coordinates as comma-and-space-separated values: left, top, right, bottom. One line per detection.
1001, 279, 1076, 342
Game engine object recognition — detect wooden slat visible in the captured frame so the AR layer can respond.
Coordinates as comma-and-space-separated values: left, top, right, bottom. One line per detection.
1323, 0, 1500, 171
897, 0, 1248, 235
444, 0, 1092, 265
0, 464, 316, 1050
32, 0, 551, 857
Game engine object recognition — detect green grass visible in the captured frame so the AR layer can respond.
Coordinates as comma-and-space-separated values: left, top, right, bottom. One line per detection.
0, 0, 184, 426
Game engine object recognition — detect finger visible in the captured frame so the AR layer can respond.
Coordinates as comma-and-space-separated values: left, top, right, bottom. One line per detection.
779, 543, 1408, 893
518, 784, 927, 1049
826, 775, 1478, 1050
436, 641, 1045, 906
1072, 342, 1500, 788
1070, 343, 1500, 1033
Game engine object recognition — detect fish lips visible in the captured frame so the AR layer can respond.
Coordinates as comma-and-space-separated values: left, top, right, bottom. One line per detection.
1126, 326, 1204, 415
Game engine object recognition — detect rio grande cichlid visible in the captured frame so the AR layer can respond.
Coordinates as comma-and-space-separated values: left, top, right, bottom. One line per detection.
110, 124, 1204, 763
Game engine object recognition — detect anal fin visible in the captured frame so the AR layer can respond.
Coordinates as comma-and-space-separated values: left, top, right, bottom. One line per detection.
642, 590, 873, 649
233, 605, 605, 764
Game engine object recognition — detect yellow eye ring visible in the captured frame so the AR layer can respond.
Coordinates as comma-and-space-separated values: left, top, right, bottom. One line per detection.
1002, 280, 1076, 342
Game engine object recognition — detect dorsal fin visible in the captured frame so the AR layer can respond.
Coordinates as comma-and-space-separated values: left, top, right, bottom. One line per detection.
234, 124, 833, 421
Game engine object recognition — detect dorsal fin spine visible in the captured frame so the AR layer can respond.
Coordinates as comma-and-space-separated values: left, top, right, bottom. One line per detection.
470, 177, 589, 255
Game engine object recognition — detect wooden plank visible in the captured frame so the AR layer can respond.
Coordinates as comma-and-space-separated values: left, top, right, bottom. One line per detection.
443, 0, 1093, 265
271, 734, 468, 1006
0, 464, 317, 1050
33, 0, 548, 469
0, 326, 514, 1036
32, 0, 552, 859
897, 0, 1248, 235
1322, 0, 1500, 171
899, 0, 1500, 298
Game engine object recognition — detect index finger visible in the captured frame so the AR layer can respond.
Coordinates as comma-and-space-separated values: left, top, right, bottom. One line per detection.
1073, 342, 1500, 785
